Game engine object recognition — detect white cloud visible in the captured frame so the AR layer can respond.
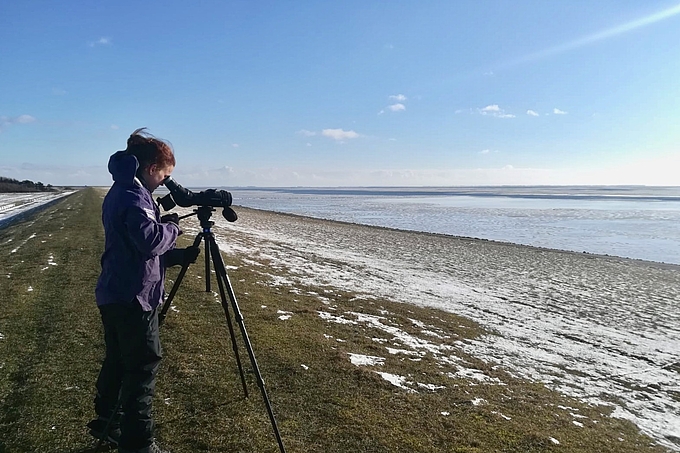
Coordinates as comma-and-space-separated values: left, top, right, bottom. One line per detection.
554, 108, 568, 115
0, 115, 36, 131
110, 124, 119, 130
527, 110, 539, 117
388, 103, 406, 112
298, 129, 316, 137
232, 143, 240, 148
16, 115, 35, 124
322, 129, 360, 141
389, 94, 407, 102
480, 105, 500, 112
480, 149, 490, 154
478, 105, 515, 118
89, 37, 111, 47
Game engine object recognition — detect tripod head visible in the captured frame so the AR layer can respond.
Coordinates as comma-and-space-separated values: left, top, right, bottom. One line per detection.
174, 205, 236, 230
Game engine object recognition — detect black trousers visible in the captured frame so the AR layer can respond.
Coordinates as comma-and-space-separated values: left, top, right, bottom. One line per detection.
95, 302, 162, 450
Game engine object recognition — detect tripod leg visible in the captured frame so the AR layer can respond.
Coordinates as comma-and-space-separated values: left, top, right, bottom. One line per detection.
206, 236, 287, 453
93, 393, 123, 453
159, 233, 205, 325
207, 235, 249, 397
204, 230, 211, 292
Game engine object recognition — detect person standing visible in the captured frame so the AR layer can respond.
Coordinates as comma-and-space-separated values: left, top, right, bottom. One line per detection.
90, 128, 191, 453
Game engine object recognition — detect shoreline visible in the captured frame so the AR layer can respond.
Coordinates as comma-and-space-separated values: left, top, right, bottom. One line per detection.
235, 204, 680, 271
177, 205, 680, 450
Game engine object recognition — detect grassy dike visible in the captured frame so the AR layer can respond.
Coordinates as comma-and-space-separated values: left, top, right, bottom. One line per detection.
0, 188, 668, 453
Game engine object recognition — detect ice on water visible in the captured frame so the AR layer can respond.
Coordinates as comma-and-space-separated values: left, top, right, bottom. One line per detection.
231, 186, 680, 265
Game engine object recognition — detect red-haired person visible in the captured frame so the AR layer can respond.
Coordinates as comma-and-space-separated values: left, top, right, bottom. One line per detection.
90, 128, 197, 453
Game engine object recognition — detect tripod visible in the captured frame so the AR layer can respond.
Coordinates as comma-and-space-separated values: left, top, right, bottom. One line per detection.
160, 206, 286, 453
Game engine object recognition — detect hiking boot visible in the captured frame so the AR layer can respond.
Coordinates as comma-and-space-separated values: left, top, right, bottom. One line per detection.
118, 440, 170, 453
87, 417, 121, 445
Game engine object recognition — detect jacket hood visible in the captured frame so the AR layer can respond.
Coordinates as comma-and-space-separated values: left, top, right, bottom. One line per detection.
108, 151, 140, 185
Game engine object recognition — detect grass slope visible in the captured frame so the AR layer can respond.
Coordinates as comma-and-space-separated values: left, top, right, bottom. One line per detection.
0, 189, 668, 453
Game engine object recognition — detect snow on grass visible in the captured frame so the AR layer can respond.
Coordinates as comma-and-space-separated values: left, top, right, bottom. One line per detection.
376, 372, 416, 393
348, 353, 385, 367
277, 310, 293, 320
0, 192, 74, 225
192, 207, 680, 450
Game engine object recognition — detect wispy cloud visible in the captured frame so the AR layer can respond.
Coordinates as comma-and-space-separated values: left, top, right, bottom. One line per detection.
0, 114, 36, 132
509, 3, 680, 66
380, 94, 408, 114
298, 129, 316, 137
322, 129, 360, 141
553, 108, 568, 115
89, 37, 111, 47
478, 105, 515, 118
527, 110, 539, 117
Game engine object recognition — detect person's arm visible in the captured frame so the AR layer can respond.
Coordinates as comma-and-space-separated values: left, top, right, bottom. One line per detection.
124, 205, 179, 257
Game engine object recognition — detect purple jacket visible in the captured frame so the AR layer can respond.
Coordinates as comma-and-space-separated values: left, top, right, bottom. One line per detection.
95, 151, 180, 311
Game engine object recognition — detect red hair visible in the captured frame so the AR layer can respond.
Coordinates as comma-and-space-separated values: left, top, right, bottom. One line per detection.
125, 128, 176, 170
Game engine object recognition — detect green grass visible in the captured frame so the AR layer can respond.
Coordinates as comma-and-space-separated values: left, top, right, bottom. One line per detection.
0, 188, 669, 452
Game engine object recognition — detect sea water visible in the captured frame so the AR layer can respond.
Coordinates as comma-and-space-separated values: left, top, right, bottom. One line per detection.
228, 186, 680, 265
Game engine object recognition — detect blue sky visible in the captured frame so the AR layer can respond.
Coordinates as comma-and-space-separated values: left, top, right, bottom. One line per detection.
1, 1, 679, 187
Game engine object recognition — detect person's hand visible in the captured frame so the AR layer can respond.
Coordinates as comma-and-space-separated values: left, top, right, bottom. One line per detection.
184, 246, 200, 264
161, 213, 182, 235
163, 247, 200, 267
161, 213, 179, 225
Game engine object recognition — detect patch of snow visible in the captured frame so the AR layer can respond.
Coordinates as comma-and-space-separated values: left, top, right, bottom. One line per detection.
386, 347, 421, 356
277, 310, 293, 321
417, 382, 445, 391
376, 372, 416, 393
492, 411, 512, 420
348, 353, 385, 367
318, 311, 357, 325
450, 368, 505, 385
